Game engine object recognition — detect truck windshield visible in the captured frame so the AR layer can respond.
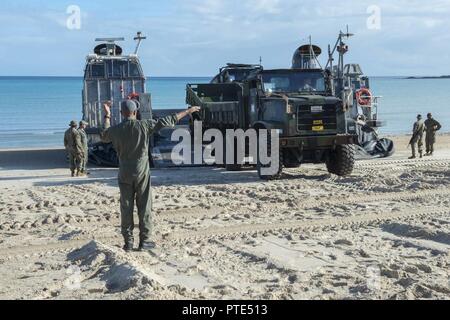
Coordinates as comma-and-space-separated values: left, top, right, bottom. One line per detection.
223, 69, 255, 82
262, 71, 325, 93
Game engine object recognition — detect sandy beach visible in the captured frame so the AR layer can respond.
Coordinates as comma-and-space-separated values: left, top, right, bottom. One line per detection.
0, 134, 449, 300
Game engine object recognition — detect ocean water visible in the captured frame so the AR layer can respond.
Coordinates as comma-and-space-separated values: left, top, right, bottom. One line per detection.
0, 76, 449, 149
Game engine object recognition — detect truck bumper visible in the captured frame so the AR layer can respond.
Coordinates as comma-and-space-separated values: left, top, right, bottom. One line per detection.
280, 134, 357, 150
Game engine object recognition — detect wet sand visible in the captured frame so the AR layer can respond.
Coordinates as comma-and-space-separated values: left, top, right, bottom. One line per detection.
0, 134, 449, 300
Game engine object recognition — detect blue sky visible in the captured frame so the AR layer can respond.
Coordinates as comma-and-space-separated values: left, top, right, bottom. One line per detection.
0, 0, 449, 76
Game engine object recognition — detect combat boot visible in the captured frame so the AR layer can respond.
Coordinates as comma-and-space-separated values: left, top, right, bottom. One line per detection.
123, 238, 134, 252
76, 170, 86, 177
419, 151, 423, 158
71, 171, 75, 177
408, 155, 416, 159
138, 240, 156, 252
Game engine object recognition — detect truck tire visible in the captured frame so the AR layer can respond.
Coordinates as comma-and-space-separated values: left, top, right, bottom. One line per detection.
257, 132, 283, 180
326, 144, 355, 176
283, 149, 301, 168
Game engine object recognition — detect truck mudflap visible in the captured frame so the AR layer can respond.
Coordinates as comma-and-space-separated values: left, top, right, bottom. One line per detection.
279, 134, 357, 149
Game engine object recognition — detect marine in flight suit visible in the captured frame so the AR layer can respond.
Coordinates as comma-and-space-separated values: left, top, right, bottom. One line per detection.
101, 100, 200, 252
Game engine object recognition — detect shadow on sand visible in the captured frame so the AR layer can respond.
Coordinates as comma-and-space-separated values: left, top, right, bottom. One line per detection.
0, 148, 281, 187
0, 149, 68, 170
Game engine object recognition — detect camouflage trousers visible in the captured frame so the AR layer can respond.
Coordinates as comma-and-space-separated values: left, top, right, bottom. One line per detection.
411, 135, 423, 157
69, 152, 84, 173
118, 170, 152, 242
80, 149, 88, 172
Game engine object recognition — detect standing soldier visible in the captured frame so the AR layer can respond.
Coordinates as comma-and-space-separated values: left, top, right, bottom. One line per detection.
101, 100, 200, 252
78, 121, 89, 176
424, 113, 442, 156
409, 115, 425, 159
64, 120, 84, 177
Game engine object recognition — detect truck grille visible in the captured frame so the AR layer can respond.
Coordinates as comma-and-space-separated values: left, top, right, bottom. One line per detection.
297, 104, 337, 134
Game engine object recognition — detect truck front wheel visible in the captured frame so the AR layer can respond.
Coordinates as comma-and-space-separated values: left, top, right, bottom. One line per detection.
326, 145, 355, 176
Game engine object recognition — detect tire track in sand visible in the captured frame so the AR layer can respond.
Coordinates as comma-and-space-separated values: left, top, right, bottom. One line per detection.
1, 206, 448, 260
2, 188, 449, 231
1, 188, 449, 231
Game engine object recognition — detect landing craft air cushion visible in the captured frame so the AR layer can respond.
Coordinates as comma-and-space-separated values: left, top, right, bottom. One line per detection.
82, 32, 153, 166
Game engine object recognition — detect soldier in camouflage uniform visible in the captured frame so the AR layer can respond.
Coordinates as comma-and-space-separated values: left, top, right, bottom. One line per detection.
78, 121, 89, 176
409, 114, 425, 159
64, 120, 84, 177
101, 100, 200, 252
424, 113, 442, 156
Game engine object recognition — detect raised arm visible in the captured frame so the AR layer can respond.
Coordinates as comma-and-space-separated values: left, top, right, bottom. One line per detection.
100, 101, 113, 143
146, 106, 201, 134
175, 107, 201, 122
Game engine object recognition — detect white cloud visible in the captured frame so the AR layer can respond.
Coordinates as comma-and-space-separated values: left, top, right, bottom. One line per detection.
246, 0, 282, 14
1, 0, 450, 76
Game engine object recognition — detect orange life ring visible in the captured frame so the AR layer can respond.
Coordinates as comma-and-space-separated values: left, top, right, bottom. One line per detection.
127, 92, 140, 100
356, 88, 372, 106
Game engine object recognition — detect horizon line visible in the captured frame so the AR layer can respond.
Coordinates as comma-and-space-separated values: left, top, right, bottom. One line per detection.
0, 75, 440, 79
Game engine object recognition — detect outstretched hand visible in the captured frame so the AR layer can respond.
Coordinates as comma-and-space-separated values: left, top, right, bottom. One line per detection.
188, 106, 201, 114
176, 106, 201, 122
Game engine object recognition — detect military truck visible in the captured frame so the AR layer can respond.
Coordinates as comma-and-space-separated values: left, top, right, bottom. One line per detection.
187, 67, 356, 179
82, 32, 153, 166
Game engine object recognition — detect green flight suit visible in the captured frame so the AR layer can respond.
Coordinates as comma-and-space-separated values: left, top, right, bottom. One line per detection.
78, 128, 89, 172
424, 118, 442, 154
411, 120, 425, 157
64, 128, 83, 173
101, 115, 178, 242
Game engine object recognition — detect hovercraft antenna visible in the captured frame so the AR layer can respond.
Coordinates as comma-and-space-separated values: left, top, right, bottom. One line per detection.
134, 32, 147, 55
326, 26, 354, 95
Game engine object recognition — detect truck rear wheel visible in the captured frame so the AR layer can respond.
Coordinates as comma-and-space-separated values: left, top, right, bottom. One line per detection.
257, 132, 283, 180
326, 145, 355, 176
